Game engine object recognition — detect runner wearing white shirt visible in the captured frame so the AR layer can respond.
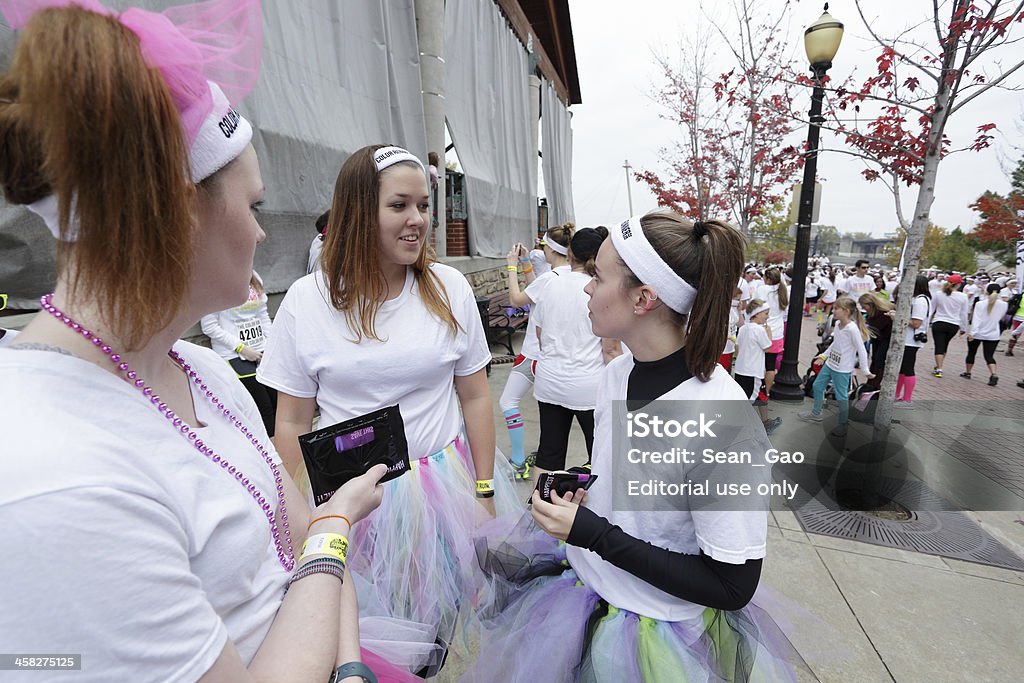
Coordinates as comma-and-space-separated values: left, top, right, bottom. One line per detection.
467, 211, 807, 682
895, 276, 932, 407
200, 271, 277, 435
531, 228, 609, 474
928, 274, 969, 378
754, 267, 789, 396
962, 284, 1008, 386
842, 260, 874, 296
500, 226, 573, 477
799, 297, 873, 436
734, 299, 777, 433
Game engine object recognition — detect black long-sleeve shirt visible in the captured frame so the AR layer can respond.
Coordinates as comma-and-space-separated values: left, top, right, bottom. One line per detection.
566, 345, 763, 611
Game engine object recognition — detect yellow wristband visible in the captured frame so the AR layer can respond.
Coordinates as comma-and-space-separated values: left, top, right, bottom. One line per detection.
234, 343, 245, 354
507, 266, 518, 272
300, 533, 349, 564
476, 479, 495, 498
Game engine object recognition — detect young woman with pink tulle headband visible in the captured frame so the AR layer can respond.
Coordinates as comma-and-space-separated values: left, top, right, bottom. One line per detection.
0, 1, 416, 681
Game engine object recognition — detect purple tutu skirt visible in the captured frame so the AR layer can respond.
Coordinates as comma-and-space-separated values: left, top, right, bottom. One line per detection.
464, 513, 812, 682
347, 430, 520, 674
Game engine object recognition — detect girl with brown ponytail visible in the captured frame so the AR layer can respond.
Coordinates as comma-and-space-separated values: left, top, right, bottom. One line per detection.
466, 212, 806, 682
0, 3, 414, 682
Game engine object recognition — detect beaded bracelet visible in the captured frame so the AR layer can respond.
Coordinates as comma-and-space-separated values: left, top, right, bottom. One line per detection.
287, 556, 346, 591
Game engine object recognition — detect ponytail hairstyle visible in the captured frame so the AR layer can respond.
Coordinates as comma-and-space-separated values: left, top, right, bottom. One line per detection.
619, 212, 745, 381
567, 226, 608, 276
320, 144, 459, 342
986, 282, 1000, 313
545, 223, 574, 253
249, 272, 263, 297
834, 296, 870, 341
942, 280, 956, 296
0, 7, 195, 350
764, 267, 789, 309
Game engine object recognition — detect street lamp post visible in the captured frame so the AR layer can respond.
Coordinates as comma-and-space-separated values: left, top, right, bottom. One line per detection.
771, 4, 844, 401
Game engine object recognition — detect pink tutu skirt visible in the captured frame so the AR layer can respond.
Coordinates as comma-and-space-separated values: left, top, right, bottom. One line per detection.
348, 430, 520, 675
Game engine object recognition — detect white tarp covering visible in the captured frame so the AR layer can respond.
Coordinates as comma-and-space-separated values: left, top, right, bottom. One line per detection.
541, 79, 575, 228
0, 0, 427, 304
445, 0, 534, 257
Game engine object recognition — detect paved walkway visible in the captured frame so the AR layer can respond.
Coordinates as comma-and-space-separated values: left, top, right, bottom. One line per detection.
438, 322, 1024, 682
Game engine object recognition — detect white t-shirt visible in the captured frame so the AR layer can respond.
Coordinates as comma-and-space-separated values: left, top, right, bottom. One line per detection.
964, 283, 980, 303
823, 322, 870, 373
521, 265, 569, 359
529, 249, 552, 277
735, 322, 771, 378
904, 295, 932, 347
738, 278, 753, 303
307, 234, 324, 275
970, 298, 1008, 341
834, 275, 847, 296
532, 270, 604, 410
566, 355, 769, 622
884, 278, 897, 295
753, 283, 787, 340
928, 278, 943, 297
804, 275, 819, 297
258, 264, 490, 459
818, 276, 837, 304
723, 300, 740, 354
200, 275, 272, 360
843, 274, 874, 296
930, 290, 969, 329
0, 343, 289, 681
0, 328, 19, 348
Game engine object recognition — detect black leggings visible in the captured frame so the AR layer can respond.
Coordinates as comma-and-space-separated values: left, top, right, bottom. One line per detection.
931, 321, 960, 356
536, 401, 594, 471
900, 345, 919, 376
965, 339, 998, 366
240, 375, 278, 437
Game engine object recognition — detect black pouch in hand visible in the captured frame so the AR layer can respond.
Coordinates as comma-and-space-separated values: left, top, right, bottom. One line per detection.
298, 405, 410, 506
534, 471, 598, 503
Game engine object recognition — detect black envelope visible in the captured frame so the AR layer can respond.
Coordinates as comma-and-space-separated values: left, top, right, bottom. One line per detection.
298, 405, 410, 506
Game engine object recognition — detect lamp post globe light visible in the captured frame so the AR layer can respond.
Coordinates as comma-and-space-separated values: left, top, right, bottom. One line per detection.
770, 4, 844, 401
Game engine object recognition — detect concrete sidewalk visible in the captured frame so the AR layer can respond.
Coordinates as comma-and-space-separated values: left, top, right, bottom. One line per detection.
442, 326, 1024, 682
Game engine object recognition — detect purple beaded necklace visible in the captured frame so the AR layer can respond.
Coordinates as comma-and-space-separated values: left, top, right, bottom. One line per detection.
40, 293, 295, 571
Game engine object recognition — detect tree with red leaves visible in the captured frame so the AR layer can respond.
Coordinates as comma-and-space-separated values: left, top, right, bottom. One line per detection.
810, 0, 1024, 437
638, 1, 803, 234
968, 157, 1024, 266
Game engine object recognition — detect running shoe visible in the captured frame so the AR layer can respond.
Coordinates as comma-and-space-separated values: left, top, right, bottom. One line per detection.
960, 372, 971, 379
895, 400, 914, 409
512, 462, 531, 480
932, 368, 942, 378
830, 423, 849, 437
988, 375, 999, 386
764, 417, 783, 435
797, 411, 823, 423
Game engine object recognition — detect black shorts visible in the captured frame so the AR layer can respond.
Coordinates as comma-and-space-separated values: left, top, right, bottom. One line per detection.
805, 293, 821, 303
764, 352, 779, 373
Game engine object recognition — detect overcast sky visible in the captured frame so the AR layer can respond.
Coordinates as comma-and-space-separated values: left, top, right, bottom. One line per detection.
564, 0, 1024, 237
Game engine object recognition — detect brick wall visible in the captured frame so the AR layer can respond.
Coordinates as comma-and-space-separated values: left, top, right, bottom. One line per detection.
447, 220, 468, 256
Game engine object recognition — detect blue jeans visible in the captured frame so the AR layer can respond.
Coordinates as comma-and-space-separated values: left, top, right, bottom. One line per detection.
812, 364, 851, 424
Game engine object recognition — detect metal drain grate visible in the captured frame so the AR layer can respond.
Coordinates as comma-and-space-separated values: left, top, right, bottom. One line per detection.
781, 468, 1024, 571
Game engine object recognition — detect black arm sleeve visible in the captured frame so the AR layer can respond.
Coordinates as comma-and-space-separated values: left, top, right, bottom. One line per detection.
567, 507, 762, 611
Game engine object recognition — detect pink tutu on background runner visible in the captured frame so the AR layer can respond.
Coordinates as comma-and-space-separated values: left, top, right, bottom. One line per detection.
348, 430, 520, 675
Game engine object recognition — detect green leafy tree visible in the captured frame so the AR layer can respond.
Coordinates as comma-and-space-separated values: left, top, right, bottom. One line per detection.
884, 223, 948, 267
746, 202, 794, 263
929, 227, 978, 272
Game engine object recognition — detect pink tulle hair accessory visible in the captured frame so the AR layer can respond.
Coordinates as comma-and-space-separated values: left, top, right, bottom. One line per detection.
0, 0, 262, 145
